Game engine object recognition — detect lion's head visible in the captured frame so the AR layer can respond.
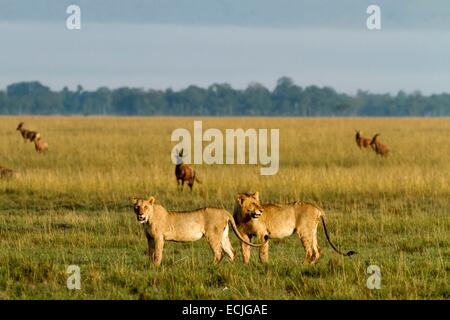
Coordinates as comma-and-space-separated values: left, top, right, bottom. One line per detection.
235, 192, 264, 219
131, 196, 156, 224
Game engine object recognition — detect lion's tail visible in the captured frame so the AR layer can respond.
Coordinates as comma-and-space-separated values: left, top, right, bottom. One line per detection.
320, 213, 356, 257
225, 212, 267, 248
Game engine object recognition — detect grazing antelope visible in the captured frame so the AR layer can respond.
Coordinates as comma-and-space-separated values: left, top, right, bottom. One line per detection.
370, 133, 389, 156
355, 130, 371, 149
16, 122, 40, 143
175, 148, 201, 191
0, 165, 19, 180
34, 137, 48, 153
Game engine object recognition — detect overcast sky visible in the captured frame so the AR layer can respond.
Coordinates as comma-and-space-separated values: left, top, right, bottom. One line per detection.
0, 0, 449, 94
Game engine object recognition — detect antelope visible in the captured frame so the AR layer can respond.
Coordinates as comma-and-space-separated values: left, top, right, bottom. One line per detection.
355, 130, 371, 149
370, 133, 389, 156
16, 122, 40, 143
175, 148, 201, 191
0, 165, 19, 180
34, 137, 48, 153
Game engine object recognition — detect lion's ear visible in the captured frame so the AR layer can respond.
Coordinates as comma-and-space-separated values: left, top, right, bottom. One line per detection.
236, 194, 244, 205
148, 196, 156, 205
130, 196, 138, 205
253, 192, 260, 201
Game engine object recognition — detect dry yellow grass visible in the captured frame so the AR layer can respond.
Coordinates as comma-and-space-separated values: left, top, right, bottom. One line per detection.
0, 116, 449, 299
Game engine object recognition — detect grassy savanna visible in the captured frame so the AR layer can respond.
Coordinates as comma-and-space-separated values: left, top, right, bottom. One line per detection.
0, 116, 449, 299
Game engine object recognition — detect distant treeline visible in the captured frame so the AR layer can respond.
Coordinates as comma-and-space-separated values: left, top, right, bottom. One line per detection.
1, 78, 449, 116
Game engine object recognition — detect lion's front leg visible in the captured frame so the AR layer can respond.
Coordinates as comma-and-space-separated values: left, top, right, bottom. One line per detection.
258, 234, 269, 263
241, 233, 252, 264
147, 238, 156, 262
153, 237, 164, 266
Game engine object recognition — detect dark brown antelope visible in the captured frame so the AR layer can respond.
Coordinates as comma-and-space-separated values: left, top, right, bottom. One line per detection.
0, 165, 19, 180
175, 148, 201, 191
16, 122, 40, 143
355, 130, 371, 149
370, 133, 389, 156
34, 137, 48, 153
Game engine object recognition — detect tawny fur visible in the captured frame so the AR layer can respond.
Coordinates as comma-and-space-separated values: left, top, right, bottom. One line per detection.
34, 137, 48, 153
233, 192, 355, 264
370, 133, 389, 156
16, 122, 40, 143
355, 130, 371, 149
131, 196, 263, 266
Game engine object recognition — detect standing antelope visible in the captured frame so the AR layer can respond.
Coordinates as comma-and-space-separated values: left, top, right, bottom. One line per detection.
16, 122, 40, 143
0, 165, 19, 180
355, 130, 371, 149
175, 148, 201, 191
370, 133, 389, 156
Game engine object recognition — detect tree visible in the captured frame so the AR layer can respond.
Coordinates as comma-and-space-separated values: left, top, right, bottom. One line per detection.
242, 82, 272, 115
0, 79, 449, 116
0, 91, 7, 114
206, 83, 239, 115
7, 81, 50, 98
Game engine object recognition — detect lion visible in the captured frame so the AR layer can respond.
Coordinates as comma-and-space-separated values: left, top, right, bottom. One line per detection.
233, 192, 356, 264
131, 196, 265, 266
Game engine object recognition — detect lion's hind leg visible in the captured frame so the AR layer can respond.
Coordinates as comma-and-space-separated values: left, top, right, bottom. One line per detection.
297, 222, 321, 264
311, 221, 321, 263
206, 231, 225, 264
297, 230, 316, 264
221, 224, 235, 261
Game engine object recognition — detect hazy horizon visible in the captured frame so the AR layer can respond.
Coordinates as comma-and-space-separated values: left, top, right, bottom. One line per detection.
1, 1, 449, 95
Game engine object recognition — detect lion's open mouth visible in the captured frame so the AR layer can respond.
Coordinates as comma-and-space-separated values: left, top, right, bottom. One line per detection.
251, 212, 262, 219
